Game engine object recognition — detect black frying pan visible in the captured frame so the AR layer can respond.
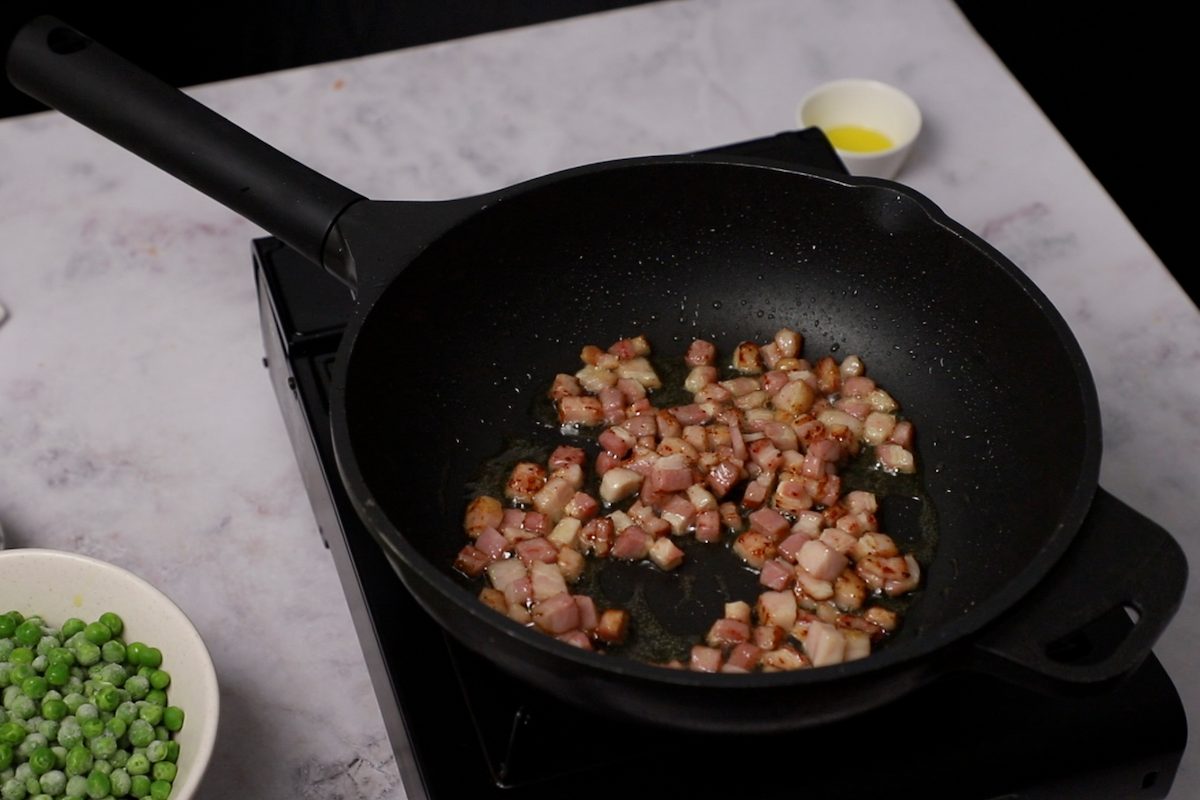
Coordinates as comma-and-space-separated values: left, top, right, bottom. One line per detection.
8, 17, 1187, 733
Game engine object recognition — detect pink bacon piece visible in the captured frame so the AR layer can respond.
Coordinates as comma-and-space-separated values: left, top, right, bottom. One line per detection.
706, 618, 751, 648
558, 396, 605, 426
686, 339, 717, 366
533, 593, 580, 635
612, 526, 653, 560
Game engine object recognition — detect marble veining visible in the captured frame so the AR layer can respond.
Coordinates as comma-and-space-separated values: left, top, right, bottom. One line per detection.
1, 1, 1197, 797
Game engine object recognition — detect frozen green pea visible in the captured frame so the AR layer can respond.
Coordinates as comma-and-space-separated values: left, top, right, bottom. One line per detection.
143, 742, 166, 765
135, 706, 160, 728
87, 736, 115, 761
0, 778, 25, 800
54, 720, 80, 750
77, 720, 102, 742
149, 778, 170, 800
48, 747, 65, 770
71, 707, 95, 724
126, 722, 152, 751
0, 723, 22, 746
33, 639, 57, 659
33, 722, 55, 743
99, 641, 125, 666
0, 641, 14, 661
150, 759, 174, 784
38, 701, 65, 725
65, 775, 87, 798
0, 744, 10, 772
38, 767, 65, 797
163, 742, 178, 765
128, 774, 150, 798
69, 645, 98, 670
123, 754, 148, 777
6, 699, 33, 723
121, 678, 147, 702
105, 717, 125, 740
89, 760, 110, 776
60, 696, 84, 716
97, 665, 125, 688
109, 767, 130, 797
58, 621, 84, 642
143, 690, 165, 709
84, 769, 109, 799
114, 703, 137, 726
63, 746, 91, 777
109, 748, 128, 770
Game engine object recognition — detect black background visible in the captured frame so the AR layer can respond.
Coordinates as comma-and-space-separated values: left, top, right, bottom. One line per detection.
1, 1, 1190, 304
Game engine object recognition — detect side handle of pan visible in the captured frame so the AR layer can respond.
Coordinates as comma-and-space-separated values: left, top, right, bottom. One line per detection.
969, 487, 1187, 691
5, 16, 365, 275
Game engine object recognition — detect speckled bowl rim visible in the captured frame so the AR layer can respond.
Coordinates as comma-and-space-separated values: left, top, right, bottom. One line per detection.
0, 548, 219, 799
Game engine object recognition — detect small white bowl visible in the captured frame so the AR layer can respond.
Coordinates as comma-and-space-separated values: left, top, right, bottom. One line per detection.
797, 78, 922, 180
0, 549, 218, 799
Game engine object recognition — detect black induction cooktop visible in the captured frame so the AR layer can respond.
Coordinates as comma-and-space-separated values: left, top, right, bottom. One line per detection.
254, 130, 1186, 799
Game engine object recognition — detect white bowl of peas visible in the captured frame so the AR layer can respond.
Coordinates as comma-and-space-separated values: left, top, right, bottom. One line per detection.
0, 549, 218, 800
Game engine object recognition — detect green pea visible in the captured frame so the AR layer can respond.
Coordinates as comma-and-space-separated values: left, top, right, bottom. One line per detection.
8, 695, 35, 721
0, 742, 11, 771
146, 671, 170, 692
144, 690, 166, 708
140, 649, 162, 671
35, 720, 58, 743
136, 704, 162, 727
54, 719, 81, 749
99, 640, 125, 665
13, 623, 42, 648
1, 778, 27, 800
129, 774, 150, 798
97, 614, 123, 638
72, 643, 100, 668
42, 664, 69, 689
8, 649, 33, 666
115, 702, 138, 724
27, 748, 54, 777
110, 747, 129, 769
65, 775, 88, 799
106, 717, 126, 739
164, 741, 178, 763
88, 734, 116, 761
124, 753, 149, 776
85, 769, 110, 799
0, 722, 25, 745
64, 745, 92, 776
149, 779, 171, 800
143, 741, 167, 765
98, 663, 127, 687
62, 693, 86, 714
91, 759, 111, 775
95, 687, 121, 713
0, 614, 15, 638
150, 760, 175, 784
122, 677, 149, 701
59, 619, 85, 640
79, 719, 104, 741
74, 704, 98, 721
126, 721, 153, 749
19, 678, 48, 702
109, 767, 131, 797
81, 625, 110, 648
123, 643, 146, 667
160, 708, 183, 734
37, 770, 65, 797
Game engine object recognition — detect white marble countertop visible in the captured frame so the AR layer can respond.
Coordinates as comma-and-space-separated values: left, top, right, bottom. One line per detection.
1, 0, 1196, 796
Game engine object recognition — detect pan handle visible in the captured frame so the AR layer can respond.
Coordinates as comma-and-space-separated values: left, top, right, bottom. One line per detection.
969, 487, 1187, 690
5, 16, 365, 274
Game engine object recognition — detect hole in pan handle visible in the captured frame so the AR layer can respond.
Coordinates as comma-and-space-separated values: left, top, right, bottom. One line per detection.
4, 16, 365, 280
969, 488, 1187, 691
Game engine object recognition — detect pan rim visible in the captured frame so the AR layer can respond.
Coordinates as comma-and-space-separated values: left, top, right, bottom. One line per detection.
328, 154, 1102, 688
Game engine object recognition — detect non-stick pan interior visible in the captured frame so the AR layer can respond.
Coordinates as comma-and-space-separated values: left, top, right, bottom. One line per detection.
342, 160, 1097, 663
